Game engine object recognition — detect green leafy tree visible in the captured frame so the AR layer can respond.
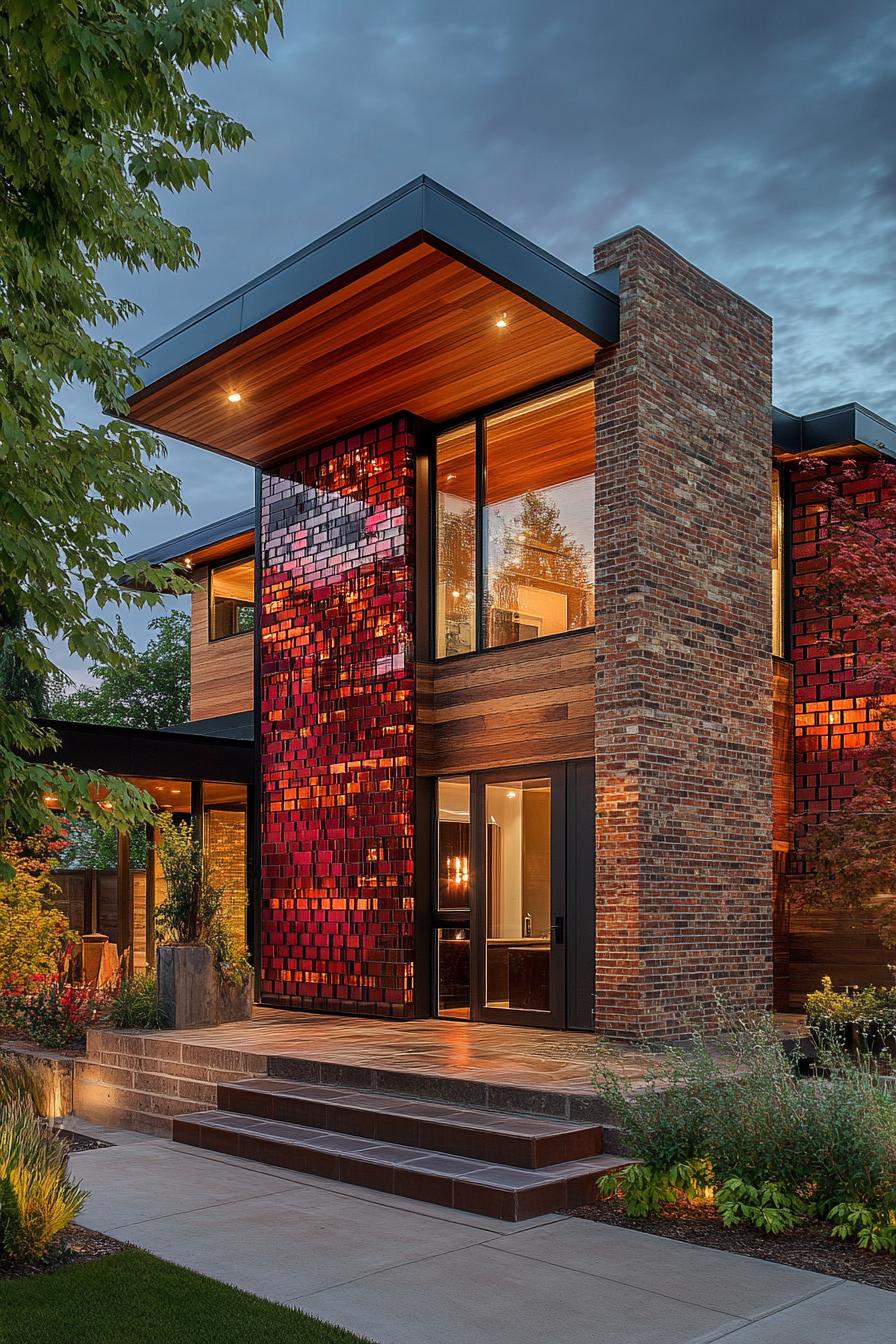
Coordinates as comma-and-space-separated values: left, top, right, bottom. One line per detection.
51, 609, 190, 731
0, 1, 281, 860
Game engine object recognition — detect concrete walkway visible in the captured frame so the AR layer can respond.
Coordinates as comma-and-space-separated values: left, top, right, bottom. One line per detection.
68, 1119, 893, 1344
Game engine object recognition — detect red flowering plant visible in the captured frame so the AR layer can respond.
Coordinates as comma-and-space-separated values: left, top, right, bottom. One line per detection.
794, 456, 896, 948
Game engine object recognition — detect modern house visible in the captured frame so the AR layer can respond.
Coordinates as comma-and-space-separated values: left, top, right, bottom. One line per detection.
62, 177, 896, 1038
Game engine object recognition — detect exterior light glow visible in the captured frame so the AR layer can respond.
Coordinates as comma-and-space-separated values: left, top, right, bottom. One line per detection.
496, 314, 508, 329
226, 391, 242, 403
101, 801, 113, 811
43, 794, 58, 806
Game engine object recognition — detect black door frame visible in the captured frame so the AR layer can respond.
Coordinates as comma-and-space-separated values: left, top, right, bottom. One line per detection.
432, 759, 593, 1029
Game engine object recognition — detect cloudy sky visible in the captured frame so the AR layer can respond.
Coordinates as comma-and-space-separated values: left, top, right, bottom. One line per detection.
62, 0, 896, 680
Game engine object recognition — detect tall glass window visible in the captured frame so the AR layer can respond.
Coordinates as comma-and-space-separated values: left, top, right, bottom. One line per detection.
433, 380, 595, 658
209, 556, 255, 641
435, 424, 477, 657
484, 382, 594, 648
771, 469, 784, 658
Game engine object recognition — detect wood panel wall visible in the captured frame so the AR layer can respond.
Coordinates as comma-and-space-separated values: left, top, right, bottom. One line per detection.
190, 565, 254, 721
416, 630, 594, 776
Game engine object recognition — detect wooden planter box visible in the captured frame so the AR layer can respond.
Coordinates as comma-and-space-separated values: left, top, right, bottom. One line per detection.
156, 944, 252, 1030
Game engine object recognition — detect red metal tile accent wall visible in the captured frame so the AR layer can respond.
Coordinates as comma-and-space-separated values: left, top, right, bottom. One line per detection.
259, 416, 417, 1016
591, 226, 774, 1038
790, 463, 886, 821
786, 461, 896, 998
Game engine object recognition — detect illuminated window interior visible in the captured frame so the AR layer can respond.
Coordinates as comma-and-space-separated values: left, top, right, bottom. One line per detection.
210, 555, 255, 641
434, 380, 595, 657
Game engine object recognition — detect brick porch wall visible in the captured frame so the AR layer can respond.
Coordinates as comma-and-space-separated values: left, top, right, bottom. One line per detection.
592, 227, 774, 1038
259, 416, 417, 1017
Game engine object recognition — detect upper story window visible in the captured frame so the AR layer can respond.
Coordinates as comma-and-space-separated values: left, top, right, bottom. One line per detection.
434, 379, 595, 658
771, 468, 784, 658
209, 555, 255, 641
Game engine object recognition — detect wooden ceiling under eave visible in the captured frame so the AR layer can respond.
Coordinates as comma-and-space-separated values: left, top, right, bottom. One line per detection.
127, 241, 600, 468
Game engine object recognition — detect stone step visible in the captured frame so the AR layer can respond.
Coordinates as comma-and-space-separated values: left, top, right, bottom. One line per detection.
173, 1110, 629, 1222
218, 1078, 603, 1169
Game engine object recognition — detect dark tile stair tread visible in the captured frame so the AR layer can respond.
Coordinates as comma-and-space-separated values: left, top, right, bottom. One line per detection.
223, 1077, 599, 1138
176, 1110, 625, 1190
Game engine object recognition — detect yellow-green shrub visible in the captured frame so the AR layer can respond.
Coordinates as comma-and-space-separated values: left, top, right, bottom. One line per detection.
0, 1102, 85, 1261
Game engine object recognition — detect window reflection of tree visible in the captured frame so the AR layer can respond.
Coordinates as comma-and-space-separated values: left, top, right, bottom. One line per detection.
438, 496, 476, 656
487, 487, 592, 641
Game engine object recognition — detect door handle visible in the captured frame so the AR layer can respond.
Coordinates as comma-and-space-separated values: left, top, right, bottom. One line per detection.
551, 916, 565, 946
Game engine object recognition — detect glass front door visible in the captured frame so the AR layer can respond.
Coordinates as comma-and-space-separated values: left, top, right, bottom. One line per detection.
434, 764, 567, 1027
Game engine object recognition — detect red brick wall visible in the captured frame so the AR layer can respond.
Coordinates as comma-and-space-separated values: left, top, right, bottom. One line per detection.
592, 227, 774, 1038
259, 416, 417, 1017
788, 461, 896, 998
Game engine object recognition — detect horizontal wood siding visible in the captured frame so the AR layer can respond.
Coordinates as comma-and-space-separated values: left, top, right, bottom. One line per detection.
417, 630, 595, 775
190, 566, 253, 721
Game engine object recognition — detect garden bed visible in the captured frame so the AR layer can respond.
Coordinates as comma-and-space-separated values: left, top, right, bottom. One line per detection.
0, 1224, 122, 1282
570, 1195, 896, 1292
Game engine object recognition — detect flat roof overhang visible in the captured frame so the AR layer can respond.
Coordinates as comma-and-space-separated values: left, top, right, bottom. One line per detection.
124, 177, 618, 468
120, 507, 255, 591
773, 402, 896, 463
38, 718, 253, 785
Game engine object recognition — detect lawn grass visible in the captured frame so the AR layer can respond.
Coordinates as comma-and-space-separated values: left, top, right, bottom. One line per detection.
0, 1249, 371, 1344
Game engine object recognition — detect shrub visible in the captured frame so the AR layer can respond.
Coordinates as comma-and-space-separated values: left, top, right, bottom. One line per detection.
154, 813, 222, 946
5, 980, 105, 1049
0, 1055, 49, 1115
0, 1102, 85, 1261
154, 814, 251, 990
104, 973, 166, 1030
0, 833, 71, 988
594, 1007, 896, 1247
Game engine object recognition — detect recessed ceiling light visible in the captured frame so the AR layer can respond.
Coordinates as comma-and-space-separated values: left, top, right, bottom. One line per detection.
496, 314, 508, 329
227, 391, 242, 403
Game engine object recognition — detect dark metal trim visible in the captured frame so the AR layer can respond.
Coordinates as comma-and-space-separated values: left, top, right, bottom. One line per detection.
122, 508, 255, 571
773, 402, 896, 461
38, 718, 252, 784
126, 178, 618, 404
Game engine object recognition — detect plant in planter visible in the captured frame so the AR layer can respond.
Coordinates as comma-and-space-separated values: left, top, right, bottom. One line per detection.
153, 814, 251, 1028
805, 976, 896, 1056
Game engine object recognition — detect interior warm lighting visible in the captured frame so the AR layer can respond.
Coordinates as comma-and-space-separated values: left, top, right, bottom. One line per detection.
451, 589, 461, 599
43, 794, 58, 806
183, 556, 192, 571
446, 855, 470, 887
226, 391, 242, 403
100, 801, 113, 811
506, 790, 518, 800
495, 313, 508, 329
446, 473, 456, 483
170, 788, 182, 796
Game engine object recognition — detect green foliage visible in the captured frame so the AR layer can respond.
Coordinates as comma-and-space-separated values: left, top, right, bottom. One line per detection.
594, 1006, 896, 1248
597, 1161, 712, 1218
828, 1202, 896, 1253
0, 1, 281, 852
715, 1178, 809, 1234
805, 975, 896, 1030
154, 813, 221, 946
50, 610, 190, 731
0, 833, 71, 987
105, 973, 165, 1030
0, 1101, 85, 1261
154, 814, 249, 987
54, 819, 148, 873
0, 1055, 49, 1116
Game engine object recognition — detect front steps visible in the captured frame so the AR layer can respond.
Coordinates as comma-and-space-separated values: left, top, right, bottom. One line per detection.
173, 1077, 629, 1221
